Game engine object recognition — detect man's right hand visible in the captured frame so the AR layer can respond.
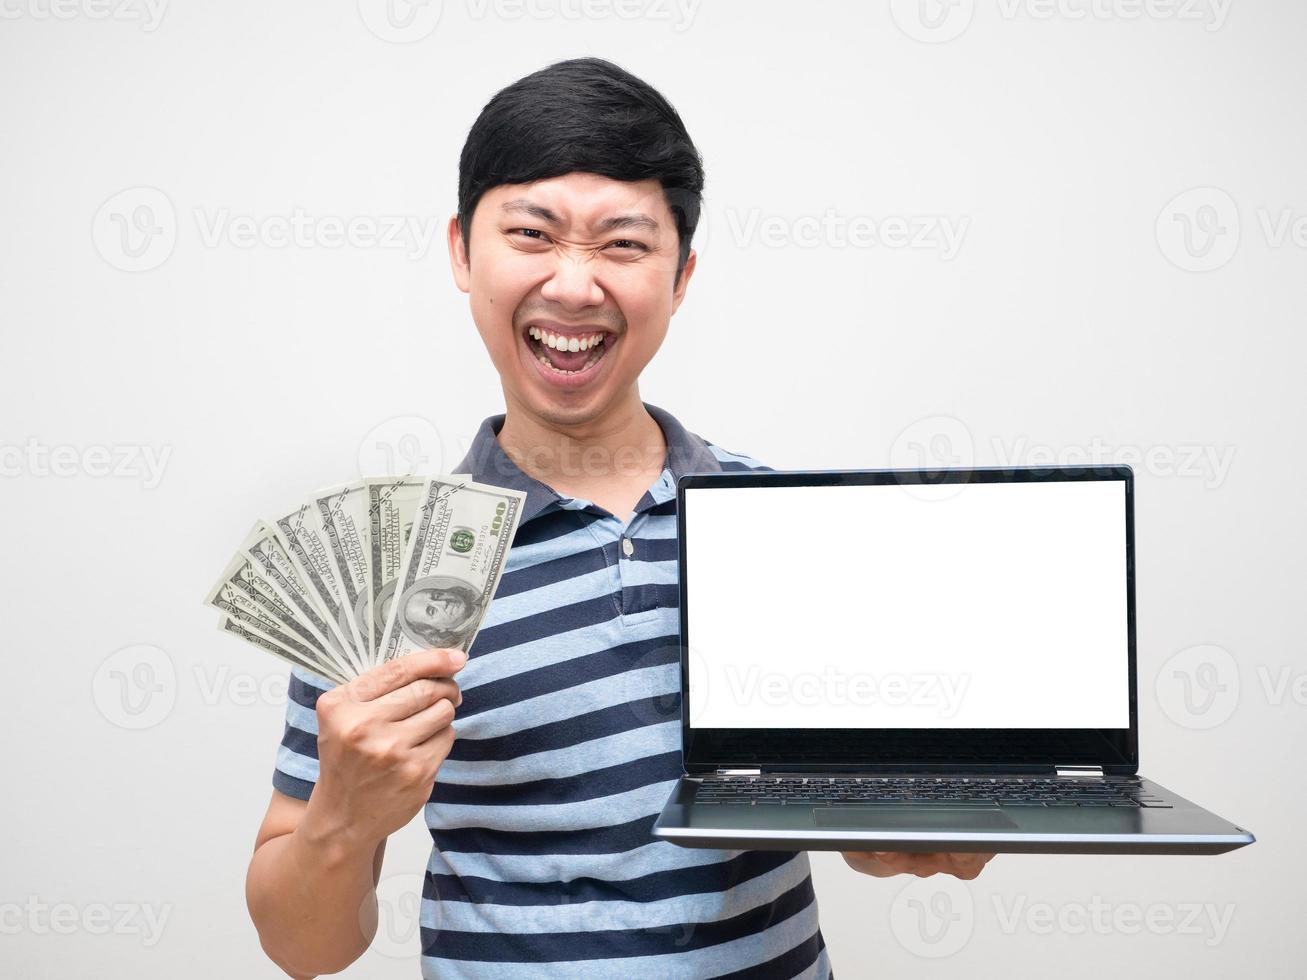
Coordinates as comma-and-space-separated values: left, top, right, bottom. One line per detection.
305, 647, 467, 850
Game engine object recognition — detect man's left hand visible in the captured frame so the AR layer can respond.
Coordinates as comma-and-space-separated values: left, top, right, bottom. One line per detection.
841, 850, 996, 880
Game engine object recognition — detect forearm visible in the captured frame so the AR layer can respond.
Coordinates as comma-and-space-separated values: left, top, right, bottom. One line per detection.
246, 803, 384, 978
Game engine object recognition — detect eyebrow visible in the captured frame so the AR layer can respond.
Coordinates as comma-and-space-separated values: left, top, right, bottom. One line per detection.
499, 198, 661, 235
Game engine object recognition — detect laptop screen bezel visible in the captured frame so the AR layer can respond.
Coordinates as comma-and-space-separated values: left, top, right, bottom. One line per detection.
676, 465, 1139, 776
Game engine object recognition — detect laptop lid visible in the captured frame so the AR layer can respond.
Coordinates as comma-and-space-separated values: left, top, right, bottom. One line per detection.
677, 465, 1138, 776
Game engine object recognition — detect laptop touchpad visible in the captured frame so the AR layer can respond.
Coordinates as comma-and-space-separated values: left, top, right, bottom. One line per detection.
814, 807, 1019, 831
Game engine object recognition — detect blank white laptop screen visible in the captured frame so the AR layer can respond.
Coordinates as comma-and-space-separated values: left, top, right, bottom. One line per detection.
683, 479, 1130, 730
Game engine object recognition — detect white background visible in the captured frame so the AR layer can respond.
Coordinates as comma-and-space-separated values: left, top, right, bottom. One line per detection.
2, 1, 1303, 977
686, 480, 1129, 728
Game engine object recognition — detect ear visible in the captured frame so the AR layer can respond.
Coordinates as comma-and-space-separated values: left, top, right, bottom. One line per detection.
669, 247, 697, 315
448, 214, 471, 294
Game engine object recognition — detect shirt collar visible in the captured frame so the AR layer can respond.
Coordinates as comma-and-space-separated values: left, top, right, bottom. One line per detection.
452, 401, 722, 526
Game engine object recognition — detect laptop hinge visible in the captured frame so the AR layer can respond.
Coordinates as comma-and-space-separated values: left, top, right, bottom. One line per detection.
715, 767, 762, 776
1055, 765, 1104, 777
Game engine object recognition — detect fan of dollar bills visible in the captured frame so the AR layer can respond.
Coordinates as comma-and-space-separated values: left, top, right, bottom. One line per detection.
205, 475, 527, 685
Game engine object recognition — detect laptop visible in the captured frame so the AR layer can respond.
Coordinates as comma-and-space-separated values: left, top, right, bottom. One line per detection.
652, 465, 1255, 855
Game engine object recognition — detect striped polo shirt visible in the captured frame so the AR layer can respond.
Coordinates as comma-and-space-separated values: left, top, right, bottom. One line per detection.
273, 402, 833, 979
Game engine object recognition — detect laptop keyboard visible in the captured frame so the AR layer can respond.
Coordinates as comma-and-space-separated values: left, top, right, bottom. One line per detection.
693, 776, 1174, 807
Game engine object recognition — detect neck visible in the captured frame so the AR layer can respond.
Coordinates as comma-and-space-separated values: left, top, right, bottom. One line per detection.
496, 389, 667, 487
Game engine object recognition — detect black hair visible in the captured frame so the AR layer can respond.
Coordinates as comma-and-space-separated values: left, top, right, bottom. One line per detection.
458, 57, 705, 284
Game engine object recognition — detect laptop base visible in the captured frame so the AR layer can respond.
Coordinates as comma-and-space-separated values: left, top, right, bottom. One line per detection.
652, 775, 1255, 856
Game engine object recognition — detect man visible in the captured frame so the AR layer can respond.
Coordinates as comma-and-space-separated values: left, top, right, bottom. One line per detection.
246, 57, 994, 979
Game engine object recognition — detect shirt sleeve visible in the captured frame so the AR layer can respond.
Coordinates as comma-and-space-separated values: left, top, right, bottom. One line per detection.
703, 442, 774, 473
272, 665, 337, 801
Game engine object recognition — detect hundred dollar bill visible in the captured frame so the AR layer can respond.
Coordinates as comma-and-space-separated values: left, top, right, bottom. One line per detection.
315, 481, 374, 667
375, 476, 525, 663
243, 521, 356, 677
271, 500, 368, 675
206, 547, 332, 660
206, 578, 349, 685
216, 616, 348, 687
365, 475, 426, 665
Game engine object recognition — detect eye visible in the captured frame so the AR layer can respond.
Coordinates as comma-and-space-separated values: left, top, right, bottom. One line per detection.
606, 239, 648, 252
509, 228, 549, 242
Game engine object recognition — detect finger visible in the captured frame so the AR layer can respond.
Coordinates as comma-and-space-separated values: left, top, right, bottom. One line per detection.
905, 853, 947, 878
348, 648, 468, 702
373, 677, 462, 722
844, 852, 907, 878
857, 851, 936, 878
413, 715, 458, 759
873, 851, 953, 878
399, 697, 457, 745
946, 852, 995, 880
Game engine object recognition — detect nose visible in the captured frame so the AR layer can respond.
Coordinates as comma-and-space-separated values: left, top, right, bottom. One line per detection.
539, 249, 605, 310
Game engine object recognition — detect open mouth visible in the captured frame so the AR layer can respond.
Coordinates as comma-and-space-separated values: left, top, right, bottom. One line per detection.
522, 324, 615, 379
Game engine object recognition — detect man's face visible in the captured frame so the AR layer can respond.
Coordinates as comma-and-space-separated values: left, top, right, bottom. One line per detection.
407, 589, 468, 632
449, 172, 696, 428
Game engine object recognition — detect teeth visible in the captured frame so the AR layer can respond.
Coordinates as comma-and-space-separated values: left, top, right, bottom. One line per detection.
534, 343, 606, 376
527, 327, 605, 351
